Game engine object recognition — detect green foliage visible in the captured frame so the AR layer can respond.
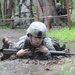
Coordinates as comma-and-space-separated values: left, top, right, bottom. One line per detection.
25, 74, 29, 75
47, 26, 75, 42
61, 58, 75, 75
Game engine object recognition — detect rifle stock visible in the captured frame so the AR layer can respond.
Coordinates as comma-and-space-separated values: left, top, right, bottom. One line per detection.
2, 49, 18, 59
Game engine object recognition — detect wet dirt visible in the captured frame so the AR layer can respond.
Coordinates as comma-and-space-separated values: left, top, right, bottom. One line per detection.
0, 29, 75, 75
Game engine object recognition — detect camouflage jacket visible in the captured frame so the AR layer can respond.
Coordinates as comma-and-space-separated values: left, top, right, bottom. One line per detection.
12, 35, 55, 50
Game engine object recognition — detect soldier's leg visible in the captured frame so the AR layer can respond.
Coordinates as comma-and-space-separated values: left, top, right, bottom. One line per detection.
21, 12, 26, 26
25, 12, 31, 28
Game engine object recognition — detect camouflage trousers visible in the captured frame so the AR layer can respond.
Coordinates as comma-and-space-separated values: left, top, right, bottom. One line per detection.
21, 12, 31, 28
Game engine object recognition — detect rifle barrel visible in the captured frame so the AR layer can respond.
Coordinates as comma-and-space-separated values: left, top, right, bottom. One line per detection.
49, 50, 75, 56
50, 50, 66, 56
65, 53, 75, 55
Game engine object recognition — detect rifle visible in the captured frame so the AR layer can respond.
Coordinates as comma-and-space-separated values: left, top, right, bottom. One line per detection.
0, 48, 75, 60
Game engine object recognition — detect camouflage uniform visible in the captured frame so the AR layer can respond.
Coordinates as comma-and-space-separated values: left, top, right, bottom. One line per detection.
11, 21, 55, 59
12, 35, 55, 51
12, 21, 54, 50
19, 0, 30, 28
12, 13, 20, 29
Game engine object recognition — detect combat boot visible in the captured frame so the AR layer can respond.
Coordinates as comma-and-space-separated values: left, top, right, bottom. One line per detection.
2, 37, 10, 49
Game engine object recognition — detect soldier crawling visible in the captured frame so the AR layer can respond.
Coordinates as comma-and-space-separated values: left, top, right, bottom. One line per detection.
1, 21, 66, 60
16, 21, 55, 59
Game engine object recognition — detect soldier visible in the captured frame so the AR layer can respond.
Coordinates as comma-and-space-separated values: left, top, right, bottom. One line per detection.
1, 21, 66, 59
55, 3, 67, 15
19, 0, 31, 28
16, 21, 55, 59
55, 3, 67, 22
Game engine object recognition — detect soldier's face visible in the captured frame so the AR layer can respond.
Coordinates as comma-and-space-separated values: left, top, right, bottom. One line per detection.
31, 36, 43, 47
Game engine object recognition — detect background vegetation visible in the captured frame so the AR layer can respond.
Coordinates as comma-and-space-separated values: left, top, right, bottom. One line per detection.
0, 0, 75, 42
47, 26, 75, 42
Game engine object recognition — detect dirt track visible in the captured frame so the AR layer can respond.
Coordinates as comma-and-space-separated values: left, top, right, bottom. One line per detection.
0, 29, 75, 75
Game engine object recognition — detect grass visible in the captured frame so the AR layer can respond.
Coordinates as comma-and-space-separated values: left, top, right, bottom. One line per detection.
61, 65, 75, 75
61, 58, 75, 75
47, 26, 75, 42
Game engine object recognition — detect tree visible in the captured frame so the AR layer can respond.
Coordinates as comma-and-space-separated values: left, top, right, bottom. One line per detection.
0, 1, 2, 18
4, 0, 14, 19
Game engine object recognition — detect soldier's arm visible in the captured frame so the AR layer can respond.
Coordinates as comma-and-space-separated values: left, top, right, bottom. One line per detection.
12, 35, 27, 50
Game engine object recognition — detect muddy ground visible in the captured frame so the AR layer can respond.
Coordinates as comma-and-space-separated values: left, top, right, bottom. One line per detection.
0, 29, 75, 75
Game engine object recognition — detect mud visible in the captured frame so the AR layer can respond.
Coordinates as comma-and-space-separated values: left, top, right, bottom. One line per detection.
0, 29, 75, 75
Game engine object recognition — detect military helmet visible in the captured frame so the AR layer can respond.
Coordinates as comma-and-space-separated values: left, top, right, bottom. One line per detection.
26, 21, 47, 38
56, 3, 61, 8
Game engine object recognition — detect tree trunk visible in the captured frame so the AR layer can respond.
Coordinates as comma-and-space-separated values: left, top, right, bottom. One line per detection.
14, 0, 18, 14
6, 0, 14, 18
0, 1, 2, 18
32, 0, 43, 21
30, 0, 34, 23
4, 0, 7, 18
39, 0, 66, 28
